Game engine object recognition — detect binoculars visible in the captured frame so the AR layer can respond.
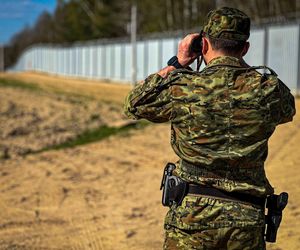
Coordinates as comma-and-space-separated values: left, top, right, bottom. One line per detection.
190, 31, 203, 54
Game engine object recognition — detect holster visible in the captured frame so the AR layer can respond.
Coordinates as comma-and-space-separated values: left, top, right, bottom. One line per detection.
265, 192, 288, 243
160, 163, 187, 207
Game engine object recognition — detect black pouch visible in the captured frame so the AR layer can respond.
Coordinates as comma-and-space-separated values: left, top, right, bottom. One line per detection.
160, 163, 188, 207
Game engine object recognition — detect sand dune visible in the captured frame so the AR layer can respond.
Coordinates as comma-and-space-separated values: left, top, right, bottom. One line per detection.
0, 73, 299, 250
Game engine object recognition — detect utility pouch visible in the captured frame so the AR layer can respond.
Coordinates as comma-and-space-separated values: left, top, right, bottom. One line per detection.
160, 163, 188, 207
265, 192, 288, 243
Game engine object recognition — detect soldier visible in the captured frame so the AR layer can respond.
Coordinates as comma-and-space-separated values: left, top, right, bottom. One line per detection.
124, 7, 295, 250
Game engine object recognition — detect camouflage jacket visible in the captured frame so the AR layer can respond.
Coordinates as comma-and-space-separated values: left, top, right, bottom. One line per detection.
124, 56, 295, 197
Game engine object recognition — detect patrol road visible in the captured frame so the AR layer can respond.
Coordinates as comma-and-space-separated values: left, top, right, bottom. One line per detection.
0, 73, 299, 250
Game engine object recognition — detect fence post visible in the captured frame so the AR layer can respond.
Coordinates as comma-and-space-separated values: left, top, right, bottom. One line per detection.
131, 4, 137, 85
102, 45, 106, 78
158, 39, 163, 69
121, 44, 126, 79
89, 46, 91, 78
111, 45, 115, 79
92, 46, 97, 78
143, 41, 148, 78
263, 25, 269, 68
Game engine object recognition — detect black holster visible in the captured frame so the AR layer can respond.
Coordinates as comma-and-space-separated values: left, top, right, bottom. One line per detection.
160, 163, 187, 207
265, 192, 288, 243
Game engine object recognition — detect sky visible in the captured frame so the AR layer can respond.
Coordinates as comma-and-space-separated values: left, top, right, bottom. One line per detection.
0, 0, 57, 45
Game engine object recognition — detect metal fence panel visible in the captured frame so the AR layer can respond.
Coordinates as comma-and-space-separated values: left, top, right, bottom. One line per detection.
99, 46, 105, 79
105, 45, 111, 79
8, 23, 300, 93
161, 38, 176, 69
88, 46, 93, 78
268, 25, 299, 91
124, 43, 132, 81
244, 29, 265, 66
147, 39, 160, 76
136, 42, 145, 81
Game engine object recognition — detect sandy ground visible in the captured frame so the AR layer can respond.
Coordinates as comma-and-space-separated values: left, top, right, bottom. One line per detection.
0, 73, 299, 250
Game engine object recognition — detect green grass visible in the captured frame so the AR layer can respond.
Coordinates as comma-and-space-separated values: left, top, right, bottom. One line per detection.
36, 120, 150, 152
0, 77, 42, 92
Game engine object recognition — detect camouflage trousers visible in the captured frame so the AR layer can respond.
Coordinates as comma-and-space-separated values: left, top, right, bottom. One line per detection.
163, 195, 266, 250
163, 225, 265, 250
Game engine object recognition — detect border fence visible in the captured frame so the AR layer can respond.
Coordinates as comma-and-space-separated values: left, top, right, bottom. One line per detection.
9, 23, 300, 94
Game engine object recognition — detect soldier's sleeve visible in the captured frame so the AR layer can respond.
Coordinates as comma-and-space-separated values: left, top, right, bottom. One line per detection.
276, 79, 296, 124
124, 73, 175, 123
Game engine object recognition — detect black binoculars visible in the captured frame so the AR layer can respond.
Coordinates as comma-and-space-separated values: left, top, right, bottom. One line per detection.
190, 31, 203, 54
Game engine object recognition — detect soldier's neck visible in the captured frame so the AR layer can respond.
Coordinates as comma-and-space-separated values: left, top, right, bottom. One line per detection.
204, 50, 247, 66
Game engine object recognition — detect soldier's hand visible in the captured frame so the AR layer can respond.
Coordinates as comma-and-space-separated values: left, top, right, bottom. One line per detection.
177, 33, 200, 67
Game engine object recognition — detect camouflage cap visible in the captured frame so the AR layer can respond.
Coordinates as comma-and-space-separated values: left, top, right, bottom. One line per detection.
203, 7, 250, 41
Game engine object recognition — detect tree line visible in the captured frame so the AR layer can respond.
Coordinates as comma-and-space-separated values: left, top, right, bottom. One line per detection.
4, 0, 298, 69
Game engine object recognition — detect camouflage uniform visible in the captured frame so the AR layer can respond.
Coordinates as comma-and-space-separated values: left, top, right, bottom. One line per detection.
124, 7, 296, 250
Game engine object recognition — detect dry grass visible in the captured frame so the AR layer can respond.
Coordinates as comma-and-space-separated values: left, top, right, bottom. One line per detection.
0, 72, 132, 105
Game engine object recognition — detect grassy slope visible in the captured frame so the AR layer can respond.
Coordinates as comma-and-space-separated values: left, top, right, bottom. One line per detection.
0, 73, 143, 157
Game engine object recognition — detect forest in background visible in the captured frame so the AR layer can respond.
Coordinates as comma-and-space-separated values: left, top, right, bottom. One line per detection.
3, 0, 299, 69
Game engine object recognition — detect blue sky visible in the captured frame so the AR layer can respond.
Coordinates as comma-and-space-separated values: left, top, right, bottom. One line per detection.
0, 0, 57, 45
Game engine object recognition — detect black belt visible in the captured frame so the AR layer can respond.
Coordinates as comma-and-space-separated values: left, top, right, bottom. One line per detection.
188, 184, 266, 207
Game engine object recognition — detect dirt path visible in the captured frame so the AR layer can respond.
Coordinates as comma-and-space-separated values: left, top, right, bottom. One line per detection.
264, 100, 300, 250
0, 124, 177, 250
0, 73, 299, 250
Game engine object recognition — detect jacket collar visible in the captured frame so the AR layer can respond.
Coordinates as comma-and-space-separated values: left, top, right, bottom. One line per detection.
206, 56, 242, 68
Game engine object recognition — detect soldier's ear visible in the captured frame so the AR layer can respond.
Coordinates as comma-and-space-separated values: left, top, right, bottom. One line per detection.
202, 37, 209, 55
241, 42, 250, 57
